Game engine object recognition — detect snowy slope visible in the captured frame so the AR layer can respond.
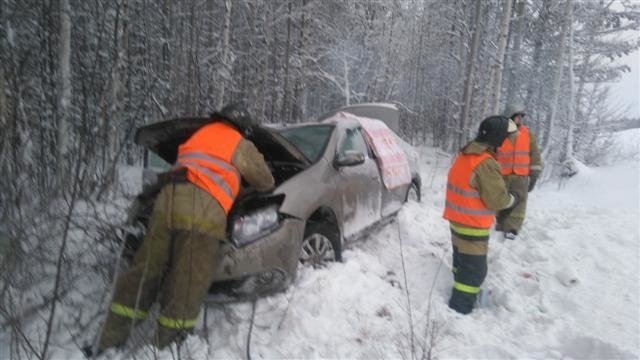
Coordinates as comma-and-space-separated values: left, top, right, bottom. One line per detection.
61, 130, 639, 360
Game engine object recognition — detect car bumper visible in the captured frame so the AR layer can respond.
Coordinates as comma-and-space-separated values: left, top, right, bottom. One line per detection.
206, 217, 304, 302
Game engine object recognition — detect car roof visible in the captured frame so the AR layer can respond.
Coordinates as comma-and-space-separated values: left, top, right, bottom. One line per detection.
316, 103, 399, 132
275, 117, 358, 131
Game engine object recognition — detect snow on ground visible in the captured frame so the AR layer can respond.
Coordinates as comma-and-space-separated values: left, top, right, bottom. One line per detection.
61, 130, 639, 359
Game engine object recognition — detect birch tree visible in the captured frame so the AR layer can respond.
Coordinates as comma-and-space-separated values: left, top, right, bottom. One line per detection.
458, 0, 483, 149
542, 0, 572, 159
504, 0, 527, 105
481, 0, 512, 116
562, 1, 576, 174
216, 0, 233, 109
56, 0, 71, 185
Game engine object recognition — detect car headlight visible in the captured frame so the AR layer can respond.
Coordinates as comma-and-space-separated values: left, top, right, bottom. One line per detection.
232, 204, 281, 247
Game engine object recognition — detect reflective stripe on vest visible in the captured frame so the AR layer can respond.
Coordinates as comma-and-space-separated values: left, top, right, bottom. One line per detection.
110, 303, 148, 320
496, 126, 531, 176
175, 152, 240, 199
177, 122, 243, 214
157, 315, 197, 329
445, 201, 494, 216
443, 152, 495, 228
447, 183, 481, 198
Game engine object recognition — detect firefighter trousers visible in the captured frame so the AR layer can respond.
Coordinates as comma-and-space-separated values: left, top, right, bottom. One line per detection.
496, 174, 529, 233
98, 182, 226, 351
448, 225, 489, 314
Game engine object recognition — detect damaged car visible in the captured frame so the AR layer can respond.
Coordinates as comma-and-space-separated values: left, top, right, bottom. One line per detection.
124, 103, 422, 302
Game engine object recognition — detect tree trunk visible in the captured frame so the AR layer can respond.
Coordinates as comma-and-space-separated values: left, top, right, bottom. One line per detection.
459, 0, 483, 150
526, 0, 551, 135
216, 0, 232, 109
412, 0, 427, 110
0, 0, 5, 163
481, 0, 513, 116
542, 0, 572, 158
259, 2, 271, 119
563, 1, 575, 163
161, 0, 172, 116
56, 0, 71, 185
343, 54, 351, 105
505, 0, 527, 104
281, 1, 293, 123
293, 0, 308, 123
0, 56, 6, 165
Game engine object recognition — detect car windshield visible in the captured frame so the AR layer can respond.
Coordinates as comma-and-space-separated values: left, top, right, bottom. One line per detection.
278, 125, 334, 163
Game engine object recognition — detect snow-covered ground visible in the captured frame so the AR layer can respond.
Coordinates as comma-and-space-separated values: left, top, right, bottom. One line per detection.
59, 129, 640, 359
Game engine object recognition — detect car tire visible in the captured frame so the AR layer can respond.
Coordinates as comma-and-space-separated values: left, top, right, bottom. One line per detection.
406, 181, 421, 202
299, 222, 342, 267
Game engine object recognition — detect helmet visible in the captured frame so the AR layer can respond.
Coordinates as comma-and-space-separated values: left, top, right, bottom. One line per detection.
476, 115, 513, 148
211, 103, 257, 135
502, 101, 526, 120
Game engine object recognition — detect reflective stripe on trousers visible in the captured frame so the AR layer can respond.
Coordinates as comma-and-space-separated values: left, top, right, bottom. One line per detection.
453, 281, 480, 294
110, 303, 148, 320
450, 223, 490, 236
157, 315, 198, 329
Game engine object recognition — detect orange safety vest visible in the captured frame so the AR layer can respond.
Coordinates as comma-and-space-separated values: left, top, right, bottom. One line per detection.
175, 122, 242, 214
496, 126, 531, 176
443, 152, 495, 229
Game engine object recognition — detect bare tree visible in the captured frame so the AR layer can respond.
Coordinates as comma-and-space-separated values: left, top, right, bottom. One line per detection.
56, 0, 72, 186
481, 0, 513, 116
563, 2, 576, 167
504, 0, 527, 105
458, 0, 484, 150
542, 0, 572, 159
216, 0, 233, 109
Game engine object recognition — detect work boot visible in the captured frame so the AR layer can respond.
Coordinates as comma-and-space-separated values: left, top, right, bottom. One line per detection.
448, 289, 476, 314
504, 231, 517, 240
81, 345, 103, 359
97, 312, 137, 352
155, 326, 190, 350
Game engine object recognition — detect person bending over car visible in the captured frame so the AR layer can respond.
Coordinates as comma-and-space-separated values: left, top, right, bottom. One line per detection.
87, 104, 275, 356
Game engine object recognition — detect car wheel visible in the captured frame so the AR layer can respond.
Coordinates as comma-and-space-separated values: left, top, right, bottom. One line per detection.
406, 181, 421, 202
300, 222, 341, 267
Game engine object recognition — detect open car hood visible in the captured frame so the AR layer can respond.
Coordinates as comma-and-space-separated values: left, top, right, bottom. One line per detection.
134, 117, 310, 167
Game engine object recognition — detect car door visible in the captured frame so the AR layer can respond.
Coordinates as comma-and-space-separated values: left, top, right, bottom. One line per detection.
360, 128, 411, 218
380, 176, 408, 217
335, 127, 383, 238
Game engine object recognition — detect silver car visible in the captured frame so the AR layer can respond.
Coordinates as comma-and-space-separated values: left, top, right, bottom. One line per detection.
129, 104, 421, 301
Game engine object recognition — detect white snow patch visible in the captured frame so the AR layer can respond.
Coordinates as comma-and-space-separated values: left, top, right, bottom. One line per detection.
54, 132, 639, 359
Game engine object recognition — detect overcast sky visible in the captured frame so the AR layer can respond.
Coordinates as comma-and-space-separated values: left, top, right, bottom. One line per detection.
609, 49, 640, 118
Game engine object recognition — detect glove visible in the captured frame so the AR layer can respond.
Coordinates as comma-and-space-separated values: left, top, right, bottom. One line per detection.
528, 172, 540, 192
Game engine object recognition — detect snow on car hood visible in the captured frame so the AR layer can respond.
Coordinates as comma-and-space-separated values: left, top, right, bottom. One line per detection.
134, 117, 310, 168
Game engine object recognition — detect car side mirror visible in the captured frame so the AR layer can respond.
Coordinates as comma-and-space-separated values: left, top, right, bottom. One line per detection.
334, 150, 366, 167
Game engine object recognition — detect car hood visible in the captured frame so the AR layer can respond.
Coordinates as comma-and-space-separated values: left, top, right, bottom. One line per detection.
134, 117, 310, 167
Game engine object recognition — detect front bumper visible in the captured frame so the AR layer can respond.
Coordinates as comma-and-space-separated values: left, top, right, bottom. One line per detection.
206, 217, 304, 302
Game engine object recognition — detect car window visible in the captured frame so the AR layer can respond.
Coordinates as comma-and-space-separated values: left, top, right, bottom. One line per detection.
278, 125, 334, 163
339, 128, 370, 157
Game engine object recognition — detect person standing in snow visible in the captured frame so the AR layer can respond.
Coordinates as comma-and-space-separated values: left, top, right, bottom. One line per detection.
494, 101, 543, 240
443, 115, 519, 314
88, 104, 275, 355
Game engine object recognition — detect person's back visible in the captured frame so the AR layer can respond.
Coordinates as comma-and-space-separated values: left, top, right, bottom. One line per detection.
443, 116, 518, 314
